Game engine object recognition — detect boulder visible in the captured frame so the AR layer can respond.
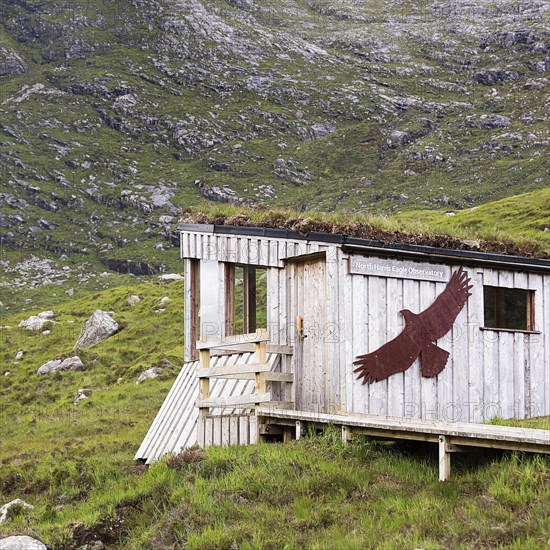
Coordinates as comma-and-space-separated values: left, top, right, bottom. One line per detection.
74, 311, 118, 349
18, 311, 55, 331
479, 114, 511, 129
159, 273, 183, 283
308, 122, 336, 140
37, 356, 84, 375
19, 317, 46, 331
159, 297, 171, 304
15, 351, 24, 361
36, 359, 61, 375
0, 499, 34, 524
127, 295, 141, 306
0, 536, 46, 550
136, 367, 163, 384
37, 311, 54, 320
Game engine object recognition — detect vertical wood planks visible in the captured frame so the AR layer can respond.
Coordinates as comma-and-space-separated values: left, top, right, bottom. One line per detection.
466, 269, 483, 423
368, 277, 386, 415
403, 279, 421, 418
420, 281, 438, 421
497, 270, 515, 418
326, 247, 341, 412
387, 277, 404, 417
350, 268, 367, 413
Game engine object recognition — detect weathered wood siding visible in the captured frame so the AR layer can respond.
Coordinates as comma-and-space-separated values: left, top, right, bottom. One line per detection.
182, 231, 550, 422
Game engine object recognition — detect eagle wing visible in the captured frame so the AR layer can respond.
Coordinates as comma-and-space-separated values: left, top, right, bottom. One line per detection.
417, 267, 472, 341
353, 328, 421, 384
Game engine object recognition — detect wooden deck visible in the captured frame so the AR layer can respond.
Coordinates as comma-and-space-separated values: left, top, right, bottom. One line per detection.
255, 407, 550, 481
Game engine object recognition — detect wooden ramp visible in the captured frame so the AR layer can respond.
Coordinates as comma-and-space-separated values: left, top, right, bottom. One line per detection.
256, 407, 550, 481
134, 352, 280, 464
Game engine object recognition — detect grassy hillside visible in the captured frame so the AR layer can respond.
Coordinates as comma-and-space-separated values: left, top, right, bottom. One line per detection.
397, 187, 550, 253
0, 281, 549, 549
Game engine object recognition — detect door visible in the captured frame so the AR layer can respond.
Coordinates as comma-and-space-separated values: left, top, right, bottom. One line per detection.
290, 254, 329, 412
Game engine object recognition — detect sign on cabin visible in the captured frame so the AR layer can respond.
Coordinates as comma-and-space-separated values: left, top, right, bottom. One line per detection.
349, 255, 449, 282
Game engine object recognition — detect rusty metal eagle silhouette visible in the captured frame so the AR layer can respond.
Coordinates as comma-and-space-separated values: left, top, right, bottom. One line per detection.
354, 267, 472, 384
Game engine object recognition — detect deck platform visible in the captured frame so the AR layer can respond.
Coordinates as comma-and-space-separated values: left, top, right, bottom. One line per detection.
256, 407, 550, 481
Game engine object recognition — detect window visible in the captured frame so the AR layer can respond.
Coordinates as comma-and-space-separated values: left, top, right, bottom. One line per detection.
225, 265, 267, 335
483, 286, 534, 331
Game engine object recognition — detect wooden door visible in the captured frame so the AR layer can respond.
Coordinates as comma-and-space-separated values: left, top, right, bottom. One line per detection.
290, 255, 328, 412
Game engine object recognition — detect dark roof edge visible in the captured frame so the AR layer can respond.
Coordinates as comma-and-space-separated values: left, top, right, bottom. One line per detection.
178, 223, 550, 273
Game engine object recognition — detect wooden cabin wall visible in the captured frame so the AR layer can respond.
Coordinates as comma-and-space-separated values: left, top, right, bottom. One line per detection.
182, 231, 550, 422
343, 254, 549, 422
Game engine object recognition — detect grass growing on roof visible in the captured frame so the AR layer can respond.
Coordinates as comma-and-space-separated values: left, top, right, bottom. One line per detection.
180, 201, 550, 258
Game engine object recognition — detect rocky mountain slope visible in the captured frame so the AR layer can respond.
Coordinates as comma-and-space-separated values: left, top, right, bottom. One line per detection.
1, 0, 549, 271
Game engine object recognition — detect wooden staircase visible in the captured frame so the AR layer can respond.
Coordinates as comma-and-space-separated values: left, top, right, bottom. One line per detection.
196, 330, 294, 447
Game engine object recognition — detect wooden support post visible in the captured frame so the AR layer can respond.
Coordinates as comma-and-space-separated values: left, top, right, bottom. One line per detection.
198, 346, 211, 447
342, 425, 352, 445
295, 420, 302, 440
284, 427, 293, 443
439, 435, 451, 481
254, 336, 267, 409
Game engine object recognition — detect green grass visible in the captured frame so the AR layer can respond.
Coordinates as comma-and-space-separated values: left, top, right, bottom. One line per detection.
0, 281, 549, 548
397, 188, 550, 255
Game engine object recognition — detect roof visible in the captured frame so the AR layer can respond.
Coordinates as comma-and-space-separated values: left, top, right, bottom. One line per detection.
179, 223, 550, 274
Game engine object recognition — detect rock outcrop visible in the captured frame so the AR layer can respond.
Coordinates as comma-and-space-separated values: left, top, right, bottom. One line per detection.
0, 499, 34, 525
136, 367, 163, 384
18, 311, 55, 331
37, 356, 85, 375
74, 311, 119, 349
0, 536, 46, 550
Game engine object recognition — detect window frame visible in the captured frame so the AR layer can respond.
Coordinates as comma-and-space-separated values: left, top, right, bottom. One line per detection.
482, 285, 539, 333
224, 263, 267, 336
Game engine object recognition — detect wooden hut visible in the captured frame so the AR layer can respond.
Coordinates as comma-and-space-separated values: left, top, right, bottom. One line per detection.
136, 222, 550, 479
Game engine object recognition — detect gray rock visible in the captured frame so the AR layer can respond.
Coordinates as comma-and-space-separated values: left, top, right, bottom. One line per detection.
473, 70, 519, 86
159, 296, 171, 304
36, 359, 62, 375
308, 122, 337, 140
0, 536, 46, 550
136, 367, 163, 384
0, 499, 34, 524
127, 295, 141, 306
159, 273, 183, 283
36, 356, 84, 375
480, 115, 511, 129
18, 310, 55, 332
15, 351, 24, 361
0, 47, 27, 77
74, 310, 119, 349
58, 356, 85, 372
388, 130, 410, 148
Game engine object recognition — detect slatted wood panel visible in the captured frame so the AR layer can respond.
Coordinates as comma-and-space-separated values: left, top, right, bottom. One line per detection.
179, 231, 550, 422
135, 352, 279, 463
197, 415, 258, 448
